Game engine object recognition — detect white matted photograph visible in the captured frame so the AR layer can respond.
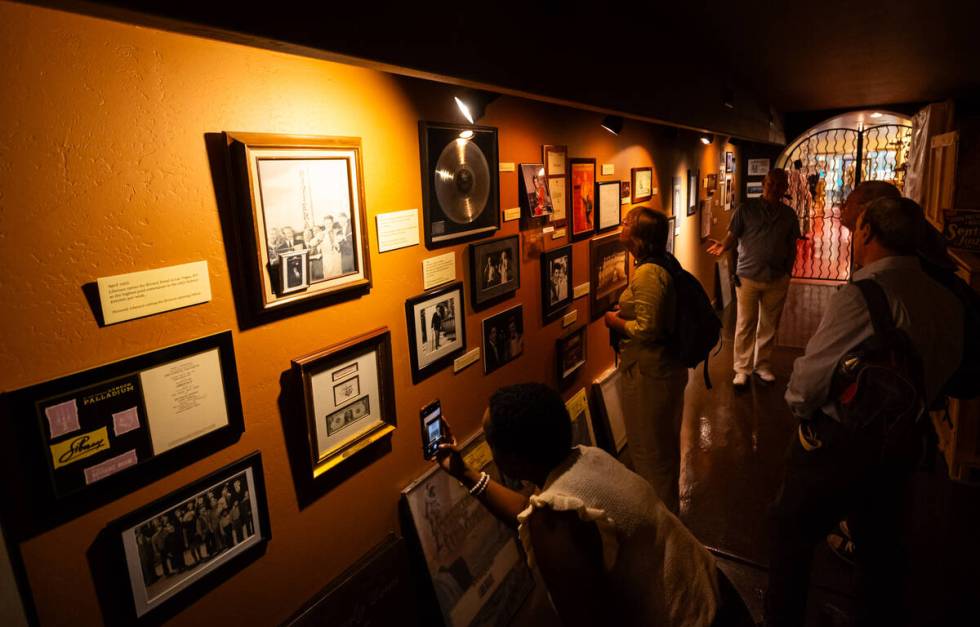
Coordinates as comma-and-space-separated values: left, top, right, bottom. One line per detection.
406, 282, 467, 382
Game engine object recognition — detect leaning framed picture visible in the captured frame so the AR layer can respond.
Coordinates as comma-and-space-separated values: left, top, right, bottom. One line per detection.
405, 282, 467, 383
564, 388, 597, 447
591, 367, 627, 454
589, 231, 630, 320
541, 245, 572, 321
225, 132, 372, 320
595, 180, 622, 232
7, 331, 245, 502
291, 327, 397, 479
109, 451, 270, 622
543, 144, 568, 223
469, 235, 520, 309
569, 158, 596, 240
482, 304, 525, 374
519, 163, 553, 219
556, 325, 587, 385
419, 121, 500, 248
631, 167, 653, 203
687, 168, 699, 216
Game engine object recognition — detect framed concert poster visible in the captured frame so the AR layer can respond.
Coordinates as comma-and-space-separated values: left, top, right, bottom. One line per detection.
543, 144, 568, 223
291, 328, 397, 479
418, 121, 500, 248
225, 132, 372, 321
595, 180, 623, 232
589, 231, 630, 320
569, 158, 596, 240
631, 167, 653, 203
541, 245, 572, 321
405, 282, 467, 383
469, 235, 520, 309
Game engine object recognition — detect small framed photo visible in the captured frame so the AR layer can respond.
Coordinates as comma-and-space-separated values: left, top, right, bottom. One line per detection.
519, 163, 553, 219
569, 158, 596, 240
725, 151, 735, 173
595, 180, 622, 231
589, 231, 630, 320
482, 304, 524, 374
543, 145, 569, 223
225, 132, 371, 320
541, 245, 573, 321
666, 216, 677, 255
564, 388, 597, 447
621, 180, 631, 200
292, 328, 397, 478
469, 235, 520, 309
700, 200, 712, 240
405, 282, 467, 383
687, 168, 699, 216
109, 452, 270, 622
556, 325, 587, 385
631, 167, 653, 203
747, 158, 770, 176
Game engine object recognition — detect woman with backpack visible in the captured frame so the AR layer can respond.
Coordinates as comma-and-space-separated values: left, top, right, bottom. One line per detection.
604, 206, 688, 513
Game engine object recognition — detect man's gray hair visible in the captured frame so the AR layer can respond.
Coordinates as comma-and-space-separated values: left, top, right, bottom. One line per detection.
862, 196, 923, 255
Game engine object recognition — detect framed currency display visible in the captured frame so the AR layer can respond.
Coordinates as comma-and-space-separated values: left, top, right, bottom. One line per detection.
405, 282, 467, 383
292, 328, 397, 479
419, 121, 500, 248
589, 231, 630, 320
7, 331, 244, 501
225, 132, 372, 321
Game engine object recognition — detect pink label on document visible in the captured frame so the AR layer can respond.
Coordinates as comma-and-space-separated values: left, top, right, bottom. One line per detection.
112, 406, 141, 437
84, 449, 138, 485
45, 399, 81, 438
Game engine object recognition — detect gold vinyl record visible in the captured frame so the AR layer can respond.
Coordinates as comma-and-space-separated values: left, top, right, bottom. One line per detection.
433, 137, 490, 224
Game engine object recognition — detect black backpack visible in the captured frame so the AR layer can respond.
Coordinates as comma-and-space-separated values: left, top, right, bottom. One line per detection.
919, 260, 980, 400
647, 254, 722, 388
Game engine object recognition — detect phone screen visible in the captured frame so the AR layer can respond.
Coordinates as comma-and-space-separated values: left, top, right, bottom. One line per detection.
421, 401, 445, 459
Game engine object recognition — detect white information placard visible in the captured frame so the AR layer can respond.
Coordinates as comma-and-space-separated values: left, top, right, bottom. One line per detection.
376, 209, 420, 253
422, 252, 456, 290
97, 261, 211, 325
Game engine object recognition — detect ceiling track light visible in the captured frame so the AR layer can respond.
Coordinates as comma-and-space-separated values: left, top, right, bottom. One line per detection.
454, 90, 498, 125
700, 133, 714, 145
601, 115, 624, 135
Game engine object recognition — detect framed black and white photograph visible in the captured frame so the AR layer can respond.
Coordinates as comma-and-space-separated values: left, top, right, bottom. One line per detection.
225, 132, 371, 320
111, 452, 270, 622
405, 282, 467, 382
419, 121, 500, 248
666, 216, 676, 255
292, 328, 397, 479
687, 168, 699, 216
519, 163, 553, 219
482, 304, 524, 374
700, 199, 712, 240
556, 325, 587, 385
595, 180, 622, 231
747, 158, 770, 176
469, 236, 520, 309
725, 175, 734, 211
589, 231, 630, 320
725, 151, 735, 173
631, 167, 653, 203
541, 245, 572, 321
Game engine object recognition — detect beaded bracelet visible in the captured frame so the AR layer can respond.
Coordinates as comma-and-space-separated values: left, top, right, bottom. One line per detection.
468, 471, 490, 497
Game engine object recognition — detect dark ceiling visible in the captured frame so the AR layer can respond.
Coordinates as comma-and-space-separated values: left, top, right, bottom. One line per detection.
51, 0, 980, 143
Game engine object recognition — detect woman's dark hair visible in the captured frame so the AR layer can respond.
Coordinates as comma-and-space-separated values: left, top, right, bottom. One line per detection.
862, 196, 922, 255
627, 206, 668, 260
485, 383, 571, 471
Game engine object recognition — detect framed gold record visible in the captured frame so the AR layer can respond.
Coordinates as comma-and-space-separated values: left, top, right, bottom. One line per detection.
419, 121, 500, 248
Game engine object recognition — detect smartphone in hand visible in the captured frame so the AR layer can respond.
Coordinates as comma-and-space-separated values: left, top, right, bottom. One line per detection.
421, 399, 449, 460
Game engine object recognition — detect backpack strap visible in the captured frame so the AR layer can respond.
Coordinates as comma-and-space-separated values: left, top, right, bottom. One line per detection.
853, 279, 895, 335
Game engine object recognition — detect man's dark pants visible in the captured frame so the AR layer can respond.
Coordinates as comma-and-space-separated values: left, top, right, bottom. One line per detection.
765, 412, 920, 626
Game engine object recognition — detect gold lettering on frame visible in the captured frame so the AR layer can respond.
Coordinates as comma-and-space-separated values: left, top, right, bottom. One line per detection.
50, 427, 110, 469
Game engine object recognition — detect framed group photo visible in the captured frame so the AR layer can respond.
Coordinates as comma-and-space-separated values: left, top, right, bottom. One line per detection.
110, 452, 270, 622
589, 231, 630, 320
405, 282, 467, 382
541, 245, 572, 321
543, 144, 568, 224
631, 167, 653, 203
556, 325, 587, 385
225, 132, 372, 320
469, 235, 520, 309
291, 328, 397, 479
569, 158, 596, 240
482, 304, 524, 374
595, 180, 622, 232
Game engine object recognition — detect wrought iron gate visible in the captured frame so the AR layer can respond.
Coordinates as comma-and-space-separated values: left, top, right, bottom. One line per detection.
778, 123, 912, 281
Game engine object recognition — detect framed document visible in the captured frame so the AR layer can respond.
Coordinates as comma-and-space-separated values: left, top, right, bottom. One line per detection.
543, 144, 568, 223
8, 331, 244, 501
631, 167, 653, 203
595, 180, 622, 231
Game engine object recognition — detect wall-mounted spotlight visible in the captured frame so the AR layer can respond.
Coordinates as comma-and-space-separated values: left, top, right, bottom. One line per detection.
454, 90, 498, 125
601, 115, 624, 135
699, 133, 714, 145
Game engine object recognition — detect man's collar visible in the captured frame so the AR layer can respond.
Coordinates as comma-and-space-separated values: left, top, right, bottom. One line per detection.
852, 255, 921, 280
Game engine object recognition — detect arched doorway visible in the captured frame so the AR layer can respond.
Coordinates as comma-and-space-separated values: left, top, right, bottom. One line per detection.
777, 110, 913, 281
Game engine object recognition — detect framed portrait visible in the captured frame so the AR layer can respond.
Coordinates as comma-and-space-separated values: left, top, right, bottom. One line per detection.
631, 167, 653, 203
666, 216, 677, 255
595, 180, 622, 232
687, 168, 699, 216
225, 132, 371, 320
671, 176, 682, 217
725, 151, 735, 173
109, 452, 270, 622
747, 158, 770, 176
405, 282, 467, 383
291, 328, 397, 479
543, 144, 568, 223
541, 245, 572, 321
700, 199, 712, 240
469, 235, 520, 309
569, 158, 596, 240
556, 325, 587, 385
589, 231, 630, 320
519, 163, 553, 219
591, 366, 627, 454
7, 331, 244, 502
564, 388, 596, 448
482, 304, 524, 374
419, 121, 500, 248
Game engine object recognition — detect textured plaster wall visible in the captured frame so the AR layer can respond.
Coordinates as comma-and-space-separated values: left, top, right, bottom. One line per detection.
0, 3, 738, 625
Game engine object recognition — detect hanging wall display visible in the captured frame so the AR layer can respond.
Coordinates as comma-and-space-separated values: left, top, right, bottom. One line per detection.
725, 151, 735, 173
589, 231, 630, 320
419, 121, 500, 248
542, 144, 568, 224
469, 235, 520, 309
518, 163, 553, 219
556, 325, 587, 385
725, 175, 734, 211
108, 452, 270, 622
569, 158, 596, 240
595, 180, 623, 232
482, 304, 524, 374
666, 217, 677, 255
564, 388, 597, 448
687, 168, 699, 216
7, 331, 244, 501
631, 167, 653, 203
225, 132, 372, 320
747, 158, 770, 176
405, 282, 467, 383
700, 200, 712, 240
671, 176, 682, 217
291, 328, 397, 479
541, 245, 573, 321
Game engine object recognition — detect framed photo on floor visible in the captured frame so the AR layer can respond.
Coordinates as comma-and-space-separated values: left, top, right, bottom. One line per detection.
631, 167, 653, 203
556, 325, 587, 385
225, 132, 371, 320
541, 245, 572, 321
589, 231, 630, 320
564, 388, 596, 447
291, 328, 397, 479
543, 144, 568, 224
405, 282, 467, 383
591, 366, 627, 454
519, 163, 553, 219
109, 451, 270, 622
687, 168, 699, 216
482, 304, 524, 374
469, 235, 520, 309
569, 158, 596, 240
595, 180, 622, 232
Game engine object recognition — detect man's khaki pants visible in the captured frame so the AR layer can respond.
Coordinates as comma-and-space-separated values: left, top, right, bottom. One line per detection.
734, 274, 790, 375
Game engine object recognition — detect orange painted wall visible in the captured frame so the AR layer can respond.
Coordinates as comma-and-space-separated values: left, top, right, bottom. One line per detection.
0, 3, 740, 624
